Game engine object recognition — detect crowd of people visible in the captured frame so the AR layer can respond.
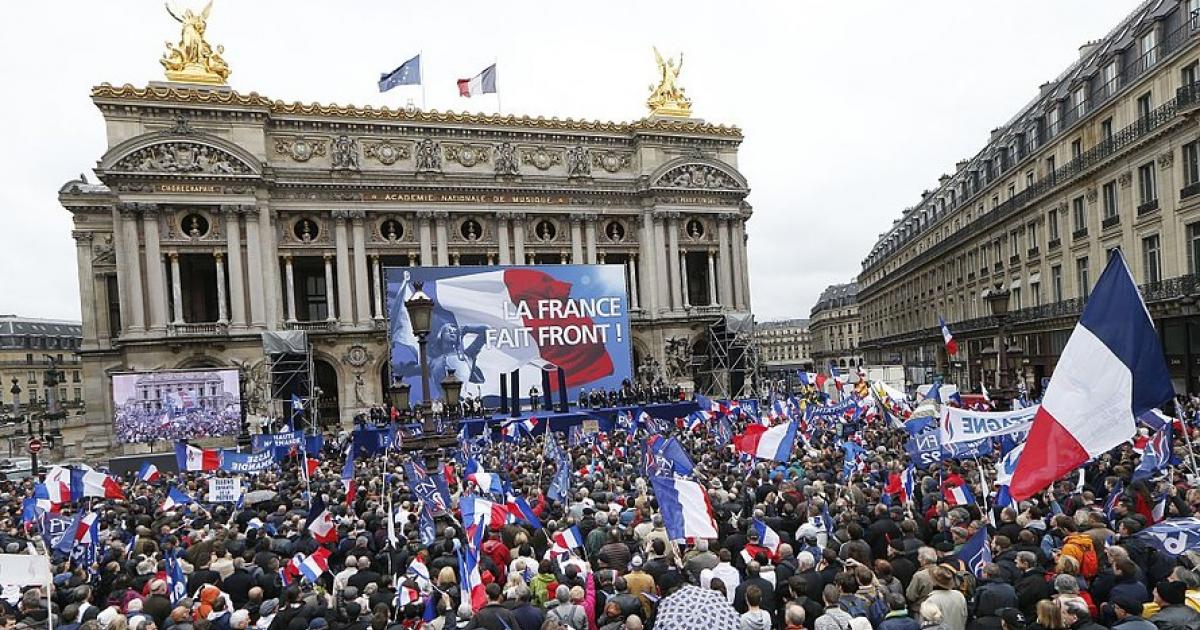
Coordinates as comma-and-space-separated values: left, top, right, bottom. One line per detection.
113, 405, 242, 444
2, 386, 1200, 630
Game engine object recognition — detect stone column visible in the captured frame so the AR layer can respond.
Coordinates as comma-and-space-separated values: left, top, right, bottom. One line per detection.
639, 211, 658, 314
434, 211, 450, 266
350, 210, 370, 326
141, 205, 168, 333
570, 214, 584, 263
214, 251, 229, 324
371, 254, 383, 320
496, 214, 511, 264
417, 211, 434, 265
283, 254, 297, 322
333, 211, 354, 327
511, 214, 527, 264
666, 213, 682, 310
72, 231, 97, 347
258, 201, 281, 329
169, 252, 184, 324
243, 204, 266, 328
118, 204, 145, 333
585, 214, 598, 264
707, 249, 719, 306
680, 251, 690, 308
220, 205, 247, 330
717, 214, 735, 307
732, 217, 749, 310
323, 253, 337, 321
110, 207, 130, 334
628, 255, 640, 310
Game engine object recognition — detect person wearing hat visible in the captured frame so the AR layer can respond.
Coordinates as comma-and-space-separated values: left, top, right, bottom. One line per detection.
1149, 579, 1200, 630
1108, 596, 1156, 630
925, 566, 966, 630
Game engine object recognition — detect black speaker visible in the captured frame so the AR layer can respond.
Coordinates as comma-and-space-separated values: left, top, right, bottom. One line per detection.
556, 366, 569, 413
499, 372, 509, 416
510, 369, 521, 418
541, 369, 553, 411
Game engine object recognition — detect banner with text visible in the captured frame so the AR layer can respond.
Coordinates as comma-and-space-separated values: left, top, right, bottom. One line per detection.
219, 449, 275, 474
208, 477, 243, 502
940, 405, 1038, 445
385, 265, 632, 403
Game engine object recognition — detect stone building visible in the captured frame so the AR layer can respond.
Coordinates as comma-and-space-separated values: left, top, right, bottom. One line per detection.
0, 315, 84, 456
809, 283, 862, 371
756, 318, 812, 372
858, 0, 1200, 396
59, 79, 752, 454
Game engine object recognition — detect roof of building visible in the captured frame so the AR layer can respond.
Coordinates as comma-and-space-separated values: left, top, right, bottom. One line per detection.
0, 315, 82, 337
810, 283, 859, 315
757, 318, 811, 329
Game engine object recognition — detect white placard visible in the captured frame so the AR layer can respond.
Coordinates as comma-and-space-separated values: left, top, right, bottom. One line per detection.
208, 477, 243, 503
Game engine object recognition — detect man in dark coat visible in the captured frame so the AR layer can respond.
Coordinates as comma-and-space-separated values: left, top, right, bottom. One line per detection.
468, 584, 521, 630
1014, 551, 1052, 619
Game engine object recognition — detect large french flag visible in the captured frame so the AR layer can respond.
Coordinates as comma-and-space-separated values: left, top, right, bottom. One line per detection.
424, 269, 615, 394
464, 459, 505, 495
1010, 253, 1173, 500
732, 420, 797, 462
650, 476, 718, 541
305, 497, 338, 544
457, 63, 497, 97
175, 442, 220, 472
44, 466, 72, 508
72, 465, 126, 500
751, 518, 781, 552
943, 483, 976, 506
299, 547, 331, 582
161, 487, 193, 512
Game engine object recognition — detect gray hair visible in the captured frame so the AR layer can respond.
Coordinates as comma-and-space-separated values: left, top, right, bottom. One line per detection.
1054, 574, 1080, 594
1016, 551, 1037, 566
917, 547, 938, 566
919, 601, 944, 624
556, 584, 570, 603
796, 551, 816, 572
786, 605, 806, 625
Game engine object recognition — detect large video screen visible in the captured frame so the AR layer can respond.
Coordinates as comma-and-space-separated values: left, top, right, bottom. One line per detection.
385, 265, 633, 403
112, 369, 242, 443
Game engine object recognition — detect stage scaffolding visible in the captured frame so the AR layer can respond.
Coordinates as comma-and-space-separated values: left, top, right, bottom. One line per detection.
694, 313, 760, 400
262, 331, 316, 432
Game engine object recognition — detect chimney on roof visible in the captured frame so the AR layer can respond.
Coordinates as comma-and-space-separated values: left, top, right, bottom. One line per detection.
956, 159, 969, 172
1039, 81, 1054, 97
989, 127, 1005, 142
1079, 39, 1102, 60
938, 174, 951, 186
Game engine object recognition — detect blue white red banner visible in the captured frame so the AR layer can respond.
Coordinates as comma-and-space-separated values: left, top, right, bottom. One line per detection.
385, 265, 632, 403
939, 406, 1037, 445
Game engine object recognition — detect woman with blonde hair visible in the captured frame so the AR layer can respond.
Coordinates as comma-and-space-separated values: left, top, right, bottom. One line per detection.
1029, 600, 1066, 630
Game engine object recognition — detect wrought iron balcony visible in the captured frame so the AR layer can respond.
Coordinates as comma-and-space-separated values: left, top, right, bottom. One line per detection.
1072, 228, 1089, 241
1027, 247, 1040, 258
1048, 237, 1061, 250
1102, 214, 1121, 229
1182, 182, 1200, 200
1009, 254, 1021, 265
1137, 199, 1160, 216
284, 320, 338, 333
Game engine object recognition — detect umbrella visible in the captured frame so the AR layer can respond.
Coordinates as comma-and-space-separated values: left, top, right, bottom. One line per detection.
654, 584, 740, 630
244, 490, 278, 505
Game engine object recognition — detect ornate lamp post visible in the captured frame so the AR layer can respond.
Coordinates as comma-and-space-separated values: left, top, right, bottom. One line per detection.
982, 284, 1012, 401
399, 282, 461, 476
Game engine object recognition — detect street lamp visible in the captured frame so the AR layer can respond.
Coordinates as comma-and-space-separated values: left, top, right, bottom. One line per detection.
441, 370, 462, 414
982, 283, 1012, 399
404, 282, 434, 402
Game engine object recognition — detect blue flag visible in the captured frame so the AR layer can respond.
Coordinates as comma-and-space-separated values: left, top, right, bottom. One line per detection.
166, 549, 188, 603
1104, 481, 1125, 522
956, 528, 992, 578
405, 460, 450, 516
1135, 517, 1200, 557
418, 509, 437, 546
1134, 425, 1179, 481
379, 54, 421, 92
548, 453, 571, 503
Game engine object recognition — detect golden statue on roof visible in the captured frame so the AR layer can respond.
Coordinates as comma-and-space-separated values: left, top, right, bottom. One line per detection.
647, 47, 692, 118
160, 1, 230, 85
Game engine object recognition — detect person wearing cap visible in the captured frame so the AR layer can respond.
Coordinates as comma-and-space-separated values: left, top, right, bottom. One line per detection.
1108, 596, 1156, 630
623, 556, 656, 619
1149, 579, 1200, 630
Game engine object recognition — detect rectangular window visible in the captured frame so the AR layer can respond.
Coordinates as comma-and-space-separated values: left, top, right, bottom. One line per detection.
1073, 196, 1087, 232
1103, 62, 1118, 96
1138, 162, 1158, 204
1010, 230, 1020, 257
1077, 257, 1091, 299
1031, 282, 1042, 306
1101, 118, 1113, 143
1027, 221, 1039, 249
1141, 31, 1157, 67
1073, 86, 1086, 115
1047, 107, 1060, 136
1026, 171, 1035, 188
1184, 60, 1199, 86
1137, 92, 1153, 120
1048, 208, 1060, 241
1012, 287, 1023, 310
1052, 265, 1063, 302
1071, 139, 1083, 159
1191, 0, 1200, 29
1008, 184, 1016, 199
1188, 222, 1200, 275
1047, 155, 1057, 179
73, 388, 81, 402
1103, 181, 1118, 219
1185, 141, 1200, 187
1143, 234, 1162, 283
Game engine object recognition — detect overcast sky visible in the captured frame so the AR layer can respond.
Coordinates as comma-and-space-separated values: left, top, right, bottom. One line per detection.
0, 0, 1141, 323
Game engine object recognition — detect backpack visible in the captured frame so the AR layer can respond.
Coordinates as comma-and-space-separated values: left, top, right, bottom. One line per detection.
1062, 534, 1099, 579
839, 595, 870, 619
866, 591, 889, 628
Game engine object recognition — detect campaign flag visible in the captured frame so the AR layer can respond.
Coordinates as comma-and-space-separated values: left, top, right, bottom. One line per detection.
305, 497, 338, 544
994, 442, 1025, 486
1135, 517, 1200, 556
44, 466, 72, 509
55, 511, 98, 554
457, 63, 497, 97
137, 463, 161, 484
939, 316, 958, 355
1011, 253, 1174, 500
290, 394, 305, 424
1133, 425, 1178, 481
341, 446, 357, 506
547, 453, 570, 503
1104, 481, 1125, 522
943, 483, 976, 506
160, 487, 193, 512
71, 465, 125, 500
644, 436, 695, 477
649, 476, 718, 540
21, 495, 44, 530
956, 529, 992, 578
504, 491, 542, 529
405, 460, 451, 515
175, 442, 219, 472
501, 417, 538, 441
418, 508, 437, 546
379, 54, 421, 92
407, 557, 431, 590
298, 547, 331, 582
165, 549, 188, 604
1137, 408, 1174, 431
733, 420, 797, 462
751, 518, 781, 552
457, 546, 487, 611
712, 414, 734, 448
464, 459, 505, 495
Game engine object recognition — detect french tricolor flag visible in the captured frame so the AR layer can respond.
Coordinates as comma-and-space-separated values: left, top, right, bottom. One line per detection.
943, 483, 976, 506
55, 511, 99, 553
1011, 253, 1174, 500
73, 465, 126, 500
341, 446, 357, 507
732, 420, 797, 462
501, 417, 538, 441
462, 495, 511, 547
505, 492, 543, 529
464, 459, 505, 495
298, 547, 331, 582
160, 487, 193, 513
44, 466, 72, 509
457, 63, 497, 98
175, 442, 219, 472
649, 476, 718, 541
138, 463, 161, 484
751, 518, 781, 552
305, 497, 338, 544
939, 316, 958, 355
458, 547, 487, 612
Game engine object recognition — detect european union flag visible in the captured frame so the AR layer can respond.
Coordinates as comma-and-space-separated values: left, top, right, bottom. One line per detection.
379, 54, 421, 92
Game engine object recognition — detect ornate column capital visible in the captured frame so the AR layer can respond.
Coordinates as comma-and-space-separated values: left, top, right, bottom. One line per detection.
281, 252, 293, 262
568, 212, 586, 224
167, 251, 180, 261
213, 250, 225, 261
432, 210, 450, 220
323, 252, 335, 262
72, 230, 94, 243
415, 210, 434, 220
347, 209, 367, 221
510, 212, 527, 222
117, 202, 140, 216
138, 203, 160, 216
331, 209, 350, 221
219, 204, 250, 215
369, 252, 380, 262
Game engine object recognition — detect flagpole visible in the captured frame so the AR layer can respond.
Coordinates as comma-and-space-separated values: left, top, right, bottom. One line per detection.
1172, 398, 1200, 478
420, 49, 426, 111
493, 57, 502, 115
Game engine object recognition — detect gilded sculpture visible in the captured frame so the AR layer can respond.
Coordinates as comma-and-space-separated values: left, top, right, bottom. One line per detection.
647, 47, 692, 117
161, 1, 231, 85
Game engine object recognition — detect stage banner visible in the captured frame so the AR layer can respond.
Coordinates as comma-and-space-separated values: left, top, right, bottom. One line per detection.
939, 405, 1038, 445
111, 369, 242, 444
218, 449, 275, 474
252, 431, 305, 450
385, 265, 632, 403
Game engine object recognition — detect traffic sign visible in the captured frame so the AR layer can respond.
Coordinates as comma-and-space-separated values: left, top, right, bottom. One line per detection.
27, 438, 42, 454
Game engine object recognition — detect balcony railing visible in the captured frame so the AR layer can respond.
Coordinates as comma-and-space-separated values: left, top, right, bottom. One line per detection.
1183, 181, 1200, 200
993, 262, 1003, 272
1027, 247, 1040, 258
1009, 254, 1021, 265
1048, 237, 1061, 250
1102, 214, 1121, 229
285, 320, 337, 332
1138, 199, 1160, 216
166, 322, 228, 337
1073, 228, 1089, 241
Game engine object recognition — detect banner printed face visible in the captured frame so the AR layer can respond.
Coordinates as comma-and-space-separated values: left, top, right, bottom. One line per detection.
940, 405, 1038, 445
112, 369, 242, 444
385, 265, 632, 403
